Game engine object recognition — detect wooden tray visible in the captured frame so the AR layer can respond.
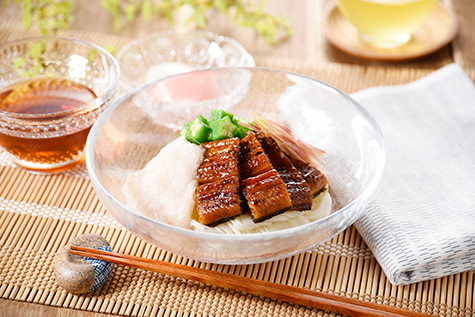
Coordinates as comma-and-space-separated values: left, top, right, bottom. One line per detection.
324, 2, 459, 62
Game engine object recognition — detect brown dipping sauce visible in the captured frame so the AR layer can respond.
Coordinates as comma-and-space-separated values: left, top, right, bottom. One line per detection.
0, 78, 97, 168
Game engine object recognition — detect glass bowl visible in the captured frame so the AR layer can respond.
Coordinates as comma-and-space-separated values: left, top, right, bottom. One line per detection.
116, 30, 255, 90
85, 67, 385, 264
0, 36, 120, 173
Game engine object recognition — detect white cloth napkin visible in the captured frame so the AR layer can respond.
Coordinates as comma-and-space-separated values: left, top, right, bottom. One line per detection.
351, 64, 475, 285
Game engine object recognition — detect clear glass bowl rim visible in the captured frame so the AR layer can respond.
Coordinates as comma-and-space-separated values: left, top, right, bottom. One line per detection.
86, 66, 385, 242
0, 36, 121, 119
116, 29, 256, 67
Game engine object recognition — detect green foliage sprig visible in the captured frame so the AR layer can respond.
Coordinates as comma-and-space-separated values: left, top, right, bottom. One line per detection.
13, 39, 46, 77
100, 0, 293, 44
7, 0, 293, 44
8, 0, 74, 36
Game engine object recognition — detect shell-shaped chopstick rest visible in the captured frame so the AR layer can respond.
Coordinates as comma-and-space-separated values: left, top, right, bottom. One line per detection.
54, 233, 114, 294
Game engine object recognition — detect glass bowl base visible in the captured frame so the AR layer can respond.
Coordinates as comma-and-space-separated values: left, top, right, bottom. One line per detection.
10, 154, 85, 174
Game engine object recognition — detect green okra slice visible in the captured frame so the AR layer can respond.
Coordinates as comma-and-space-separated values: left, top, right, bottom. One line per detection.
186, 115, 211, 144
210, 116, 237, 140
210, 109, 234, 122
233, 126, 248, 139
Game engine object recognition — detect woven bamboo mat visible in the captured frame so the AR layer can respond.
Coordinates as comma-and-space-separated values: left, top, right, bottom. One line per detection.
1, 19, 475, 317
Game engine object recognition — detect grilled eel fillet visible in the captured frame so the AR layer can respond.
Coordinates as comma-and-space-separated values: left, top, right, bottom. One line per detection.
195, 138, 242, 226
288, 156, 328, 197
256, 133, 313, 211
239, 132, 292, 223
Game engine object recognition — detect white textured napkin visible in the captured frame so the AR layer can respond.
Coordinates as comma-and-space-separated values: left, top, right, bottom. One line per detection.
351, 64, 475, 285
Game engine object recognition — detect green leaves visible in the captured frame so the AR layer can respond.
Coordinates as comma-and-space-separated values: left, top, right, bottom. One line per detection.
14, 57, 26, 72
191, 6, 206, 29
13, 0, 74, 35
103, 44, 118, 55
101, 0, 122, 31
20, 0, 32, 31
214, 0, 228, 15
231, 0, 293, 44
142, 0, 153, 21
87, 49, 98, 63
28, 40, 45, 60
13, 39, 46, 78
156, 0, 173, 24
98, 0, 293, 44
124, 4, 137, 21
11, 0, 293, 45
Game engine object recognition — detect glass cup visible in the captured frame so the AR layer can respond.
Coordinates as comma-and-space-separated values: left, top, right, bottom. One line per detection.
337, 0, 438, 48
0, 37, 120, 173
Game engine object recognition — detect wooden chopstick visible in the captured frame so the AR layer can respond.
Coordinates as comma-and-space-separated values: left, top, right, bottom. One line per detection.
70, 246, 434, 317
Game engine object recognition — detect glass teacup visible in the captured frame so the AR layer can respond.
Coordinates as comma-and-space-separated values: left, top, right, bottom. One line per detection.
0, 37, 120, 173
337, 0, 438, 48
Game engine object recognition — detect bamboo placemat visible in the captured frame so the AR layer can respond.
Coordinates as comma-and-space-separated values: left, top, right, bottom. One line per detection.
0, 19, 474, 317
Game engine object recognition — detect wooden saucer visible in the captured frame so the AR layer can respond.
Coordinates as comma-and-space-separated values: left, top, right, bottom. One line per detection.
324, 2, 459, 61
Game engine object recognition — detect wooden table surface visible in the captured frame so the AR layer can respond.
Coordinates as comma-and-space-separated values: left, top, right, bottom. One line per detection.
0, 0, 474, 316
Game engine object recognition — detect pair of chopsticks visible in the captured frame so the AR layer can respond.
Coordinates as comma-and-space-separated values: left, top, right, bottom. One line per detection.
70, 246, 434, 317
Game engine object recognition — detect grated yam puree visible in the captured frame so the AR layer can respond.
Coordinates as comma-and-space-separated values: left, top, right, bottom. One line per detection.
122, 137, 204, 229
